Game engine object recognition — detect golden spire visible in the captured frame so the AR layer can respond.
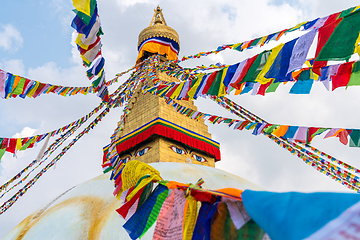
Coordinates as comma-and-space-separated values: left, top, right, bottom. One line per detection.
138, 6, 180, 50
150, 6, 167, 26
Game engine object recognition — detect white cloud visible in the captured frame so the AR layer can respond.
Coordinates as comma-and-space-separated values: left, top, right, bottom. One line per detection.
0, 59, 25, 76
12, 127, 38, 138
0, 24, 23, 52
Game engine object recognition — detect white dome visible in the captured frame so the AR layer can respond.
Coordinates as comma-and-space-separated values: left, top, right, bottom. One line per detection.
4, 162, 263, 240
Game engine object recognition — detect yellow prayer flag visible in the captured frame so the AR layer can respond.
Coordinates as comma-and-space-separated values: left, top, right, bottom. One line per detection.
183, 196, 198, 240
170, 82, 184, 99
27, 82, 40, 98
187, 74, 204, 99
258, 36, 267, 47
16, 138, 22, 151
72, 0, 92, 16
218, 67, 229, 96
354, 33, 360, 57
116, 160, 161, 200
256, 43, 284, 84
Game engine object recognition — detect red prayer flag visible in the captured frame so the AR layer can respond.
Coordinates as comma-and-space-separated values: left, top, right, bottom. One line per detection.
7, 138, 16, 154
332, 62, 354, 91
337, 129, 352, 145
1, 138, 9, 149
257, 80, 273, 96
313, 13, 341, 75
201, 71, 217, 95
307, 127, 320, 143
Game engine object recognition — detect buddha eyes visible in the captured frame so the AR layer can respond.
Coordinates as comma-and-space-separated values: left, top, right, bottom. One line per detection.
135, 147, 151, 157
192, 154, 207, 163
170, 146, 186, 155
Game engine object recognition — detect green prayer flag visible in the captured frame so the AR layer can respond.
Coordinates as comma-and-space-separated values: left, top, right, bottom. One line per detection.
263, 125, 278, 134
242, 51, 270, 83
224, 119, 232, 124
350, 130, 360, 147
311, 128, 329, 139
265, 81, 281, 93
138, 182, 153, 210
0, 148, 5, 161
250, 38, 262, 47
298, 70, 311, 81
347, 62, 360, 88
20, 138, 33, 151
72, 0, 96, 25
12, 77, 26, 95
208, 69, 224, 95
317, 10, 360, 61
250, 51, 271, 82
237, 220, 265, 240
139, 188, 169, 238
338, 7, 356, 19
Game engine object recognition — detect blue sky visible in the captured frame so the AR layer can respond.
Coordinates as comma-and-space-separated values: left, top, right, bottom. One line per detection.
1, 0, 360, 237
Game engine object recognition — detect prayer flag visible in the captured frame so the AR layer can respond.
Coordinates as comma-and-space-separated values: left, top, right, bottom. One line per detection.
347, 61, 360, 88
242, 51, 271, 83
265, 38, 297, 81
242, 190, 360, 240
231, 55, 258, 89
349, 130, 360, 147
313, 13, 341, 75
332, 61, 353, 91
72, 0, 96, 17
257, 44, 284, 84
287, 29, 317, 75
289, 79, 313, 94
283, 126, 299, 140
317, 10, 360, 62
0, 70, 6, 99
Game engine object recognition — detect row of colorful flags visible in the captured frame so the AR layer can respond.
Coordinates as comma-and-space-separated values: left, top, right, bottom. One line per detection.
176, 5, 360, 64
0, 69, 93, 99
113, 160, 360, 240
71, 0, 109, 102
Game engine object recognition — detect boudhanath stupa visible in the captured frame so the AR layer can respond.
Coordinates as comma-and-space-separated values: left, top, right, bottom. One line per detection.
4, 7, 264, 240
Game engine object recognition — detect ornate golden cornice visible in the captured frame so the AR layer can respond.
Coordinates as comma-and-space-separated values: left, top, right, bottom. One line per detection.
138, 6, 180, 50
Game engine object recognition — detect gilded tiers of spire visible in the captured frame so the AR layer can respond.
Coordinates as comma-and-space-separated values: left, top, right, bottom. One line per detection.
137, 6, 180, 49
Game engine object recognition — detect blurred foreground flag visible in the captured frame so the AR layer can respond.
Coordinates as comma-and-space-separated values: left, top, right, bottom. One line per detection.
242, 190, 360, 240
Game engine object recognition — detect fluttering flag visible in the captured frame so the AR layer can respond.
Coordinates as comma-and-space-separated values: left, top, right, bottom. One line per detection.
317, 10, 360, 62
71, 0, 109, 102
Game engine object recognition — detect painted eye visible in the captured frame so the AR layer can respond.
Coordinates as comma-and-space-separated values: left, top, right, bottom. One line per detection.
135, 147, 151, 157
170, 146, 186, 155
121, 156, 130, 164
192, 154, 207, 163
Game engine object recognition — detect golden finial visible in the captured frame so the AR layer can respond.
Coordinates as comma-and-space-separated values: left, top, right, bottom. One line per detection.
138, 6, 180, 50
150, 5, 167, 26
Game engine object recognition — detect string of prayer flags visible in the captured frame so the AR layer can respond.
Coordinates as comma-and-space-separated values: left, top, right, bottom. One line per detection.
0, 102, 105, 161
0, 79, 130, 214
145, 86, 360, 149
112, 160, 266, 240
71, 0, 109, 102
210, 95, 360, 191
145, 93, 360, 189
0, 69, 93, 99
150, 58, 360, 100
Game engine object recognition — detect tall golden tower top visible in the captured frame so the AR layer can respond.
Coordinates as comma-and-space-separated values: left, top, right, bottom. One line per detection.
137, 6, 180, 51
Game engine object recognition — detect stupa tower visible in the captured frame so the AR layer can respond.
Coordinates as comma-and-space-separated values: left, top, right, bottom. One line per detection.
4, 7, 262, 240
114, 6, 220, 167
